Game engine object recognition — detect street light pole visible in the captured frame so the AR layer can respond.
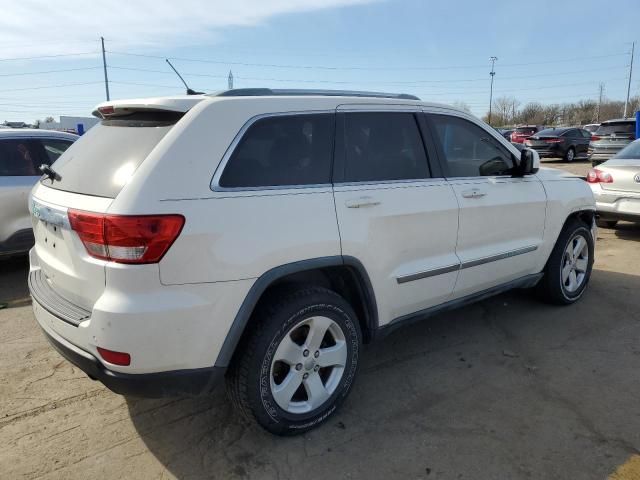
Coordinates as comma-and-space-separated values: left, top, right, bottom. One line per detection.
100, 36, 110, 101
623, 41, 634, 118
488, 56, 498, 125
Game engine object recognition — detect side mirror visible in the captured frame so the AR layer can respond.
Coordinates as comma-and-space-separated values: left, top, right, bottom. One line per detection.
516, 148, 540, 176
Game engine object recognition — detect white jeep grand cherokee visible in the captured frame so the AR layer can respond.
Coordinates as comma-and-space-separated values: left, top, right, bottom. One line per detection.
28, 89, 596, 435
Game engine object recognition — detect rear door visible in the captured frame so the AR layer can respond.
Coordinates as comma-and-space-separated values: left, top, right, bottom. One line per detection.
0, 138, 49, 245
575, 129, 592, 157
332, 106, 460, 325
426, 112, 547, 298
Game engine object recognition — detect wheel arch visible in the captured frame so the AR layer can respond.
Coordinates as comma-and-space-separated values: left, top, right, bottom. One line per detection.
215, 255, 378, 368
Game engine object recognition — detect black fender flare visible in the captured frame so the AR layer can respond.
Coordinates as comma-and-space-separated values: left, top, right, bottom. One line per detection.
214, 255, 378, 368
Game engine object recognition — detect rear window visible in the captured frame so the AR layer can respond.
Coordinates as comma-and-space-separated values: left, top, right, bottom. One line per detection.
614, 140, 640, 159
515, 127, 537, 135
536, 129, 563, 137
43, 121, 174, 198
596, 121, 636, 136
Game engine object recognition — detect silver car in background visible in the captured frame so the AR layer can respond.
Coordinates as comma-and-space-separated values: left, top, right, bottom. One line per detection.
588, 139, 640, 228
0, 129, 77, 257
589, 118, 636, 167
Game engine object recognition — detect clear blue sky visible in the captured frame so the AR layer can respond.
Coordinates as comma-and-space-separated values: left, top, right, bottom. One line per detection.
0, 0, 637, 122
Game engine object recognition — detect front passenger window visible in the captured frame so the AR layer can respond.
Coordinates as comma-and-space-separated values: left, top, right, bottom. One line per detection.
429, 115, 513, 177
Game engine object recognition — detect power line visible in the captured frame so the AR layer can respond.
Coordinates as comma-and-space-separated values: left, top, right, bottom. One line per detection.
0, 81, 103, 93
0, 51, 98, 62
0, 66, 101, 77
106, 50, 628, 72
106, 64, 627, 86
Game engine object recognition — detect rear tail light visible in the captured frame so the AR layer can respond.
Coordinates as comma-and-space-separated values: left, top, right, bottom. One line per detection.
544, 138, 563, 143
68, 210, 184, 264
587, 168, 613, 183
97, 347, 131, 366
590, 135, 600, 141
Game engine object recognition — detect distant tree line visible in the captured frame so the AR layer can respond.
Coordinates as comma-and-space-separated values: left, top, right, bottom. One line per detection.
482, 95, 640, 127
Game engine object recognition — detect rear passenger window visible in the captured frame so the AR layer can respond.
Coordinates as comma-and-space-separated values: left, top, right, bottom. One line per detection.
219, 114, 334, 188
342, 112, 429, 182
0, 139, 42, 176
429, 114, 513, 177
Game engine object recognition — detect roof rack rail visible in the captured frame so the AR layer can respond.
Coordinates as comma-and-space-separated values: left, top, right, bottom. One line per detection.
213, 88, 420, 101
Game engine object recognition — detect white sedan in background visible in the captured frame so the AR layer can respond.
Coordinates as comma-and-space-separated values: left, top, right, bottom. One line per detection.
588, 139, 640, 228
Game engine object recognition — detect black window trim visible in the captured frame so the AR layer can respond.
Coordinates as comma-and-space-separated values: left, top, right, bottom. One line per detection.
210, 110, 337, 192
332, 109, 436, 186
425, 111, 518, 180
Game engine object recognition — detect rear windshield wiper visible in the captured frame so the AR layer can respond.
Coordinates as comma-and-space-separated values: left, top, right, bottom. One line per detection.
40, 164, 62, 182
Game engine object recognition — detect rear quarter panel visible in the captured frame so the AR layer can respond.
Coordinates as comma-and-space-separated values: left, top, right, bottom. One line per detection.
108, 97, 343, 285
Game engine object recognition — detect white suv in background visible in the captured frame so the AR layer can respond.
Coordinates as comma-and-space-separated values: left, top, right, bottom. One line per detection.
0, 129, 76, 257
28, 89, 596, 435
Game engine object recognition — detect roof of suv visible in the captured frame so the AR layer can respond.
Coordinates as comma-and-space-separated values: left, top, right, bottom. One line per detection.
601, 118, 636, 124
92, 89, 468, 119
0, 129, 79, 140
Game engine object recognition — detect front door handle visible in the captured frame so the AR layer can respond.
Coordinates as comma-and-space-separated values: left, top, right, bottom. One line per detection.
345, 196, 381, 208
461, 189, 487, 199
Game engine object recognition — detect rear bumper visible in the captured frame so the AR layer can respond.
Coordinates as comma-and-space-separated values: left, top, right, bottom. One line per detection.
528, 145, 565, 158
36, 303, 225, 397
591, 185, 640, 222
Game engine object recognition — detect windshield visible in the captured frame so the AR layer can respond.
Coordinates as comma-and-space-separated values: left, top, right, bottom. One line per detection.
43, 122, 174, 198
613, 140, 640, 159
595, 121, 636, 136
515, 127, 536, 135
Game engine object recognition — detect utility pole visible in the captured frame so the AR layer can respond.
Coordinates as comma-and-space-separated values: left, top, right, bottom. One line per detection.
623, 41, 635, 118
100, 37, 110, 101
488, 56, 498, 125
596, 83, 604, 122
228, 70, 234, 89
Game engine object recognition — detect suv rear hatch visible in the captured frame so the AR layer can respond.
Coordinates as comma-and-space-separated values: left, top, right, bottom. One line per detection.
29, 97, 201, 314
590, 120, 636, 157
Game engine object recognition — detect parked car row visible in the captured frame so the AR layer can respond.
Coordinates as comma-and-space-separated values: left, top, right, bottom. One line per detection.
496, 118, 637, 164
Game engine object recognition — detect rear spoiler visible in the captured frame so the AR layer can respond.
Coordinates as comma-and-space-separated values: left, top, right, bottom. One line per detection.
92, 97, 205, 119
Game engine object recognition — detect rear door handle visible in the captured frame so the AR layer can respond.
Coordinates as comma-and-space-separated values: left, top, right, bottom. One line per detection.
345, 196, 381, 208
461, 189, 487, 199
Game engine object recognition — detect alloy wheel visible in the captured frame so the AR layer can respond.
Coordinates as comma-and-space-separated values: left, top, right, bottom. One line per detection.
561, 233, 589, 293
270, 316, 347, 414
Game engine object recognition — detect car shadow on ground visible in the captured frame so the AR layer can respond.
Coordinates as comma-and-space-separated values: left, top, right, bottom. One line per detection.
611, 222, 640, 241
0, 255, 30, 307
126, 268, 640, 479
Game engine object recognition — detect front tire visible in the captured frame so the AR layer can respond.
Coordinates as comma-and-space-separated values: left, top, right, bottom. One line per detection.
226, 286, 361, 435
537, 219, 594, 305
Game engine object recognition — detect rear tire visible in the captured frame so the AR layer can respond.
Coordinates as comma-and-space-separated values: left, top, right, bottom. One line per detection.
226, 286, 361, 436
537, 219, 594, 305
564, 147, 575, 162
596, 219, 618, 229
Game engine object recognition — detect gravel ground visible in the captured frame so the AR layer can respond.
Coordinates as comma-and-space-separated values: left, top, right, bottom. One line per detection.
1, 158, 638, 480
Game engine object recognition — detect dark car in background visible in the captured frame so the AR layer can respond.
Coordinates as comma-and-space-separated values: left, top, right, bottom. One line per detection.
510, 125, 545, 144
525, 127, 591, 162
589, 118, 637, 166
